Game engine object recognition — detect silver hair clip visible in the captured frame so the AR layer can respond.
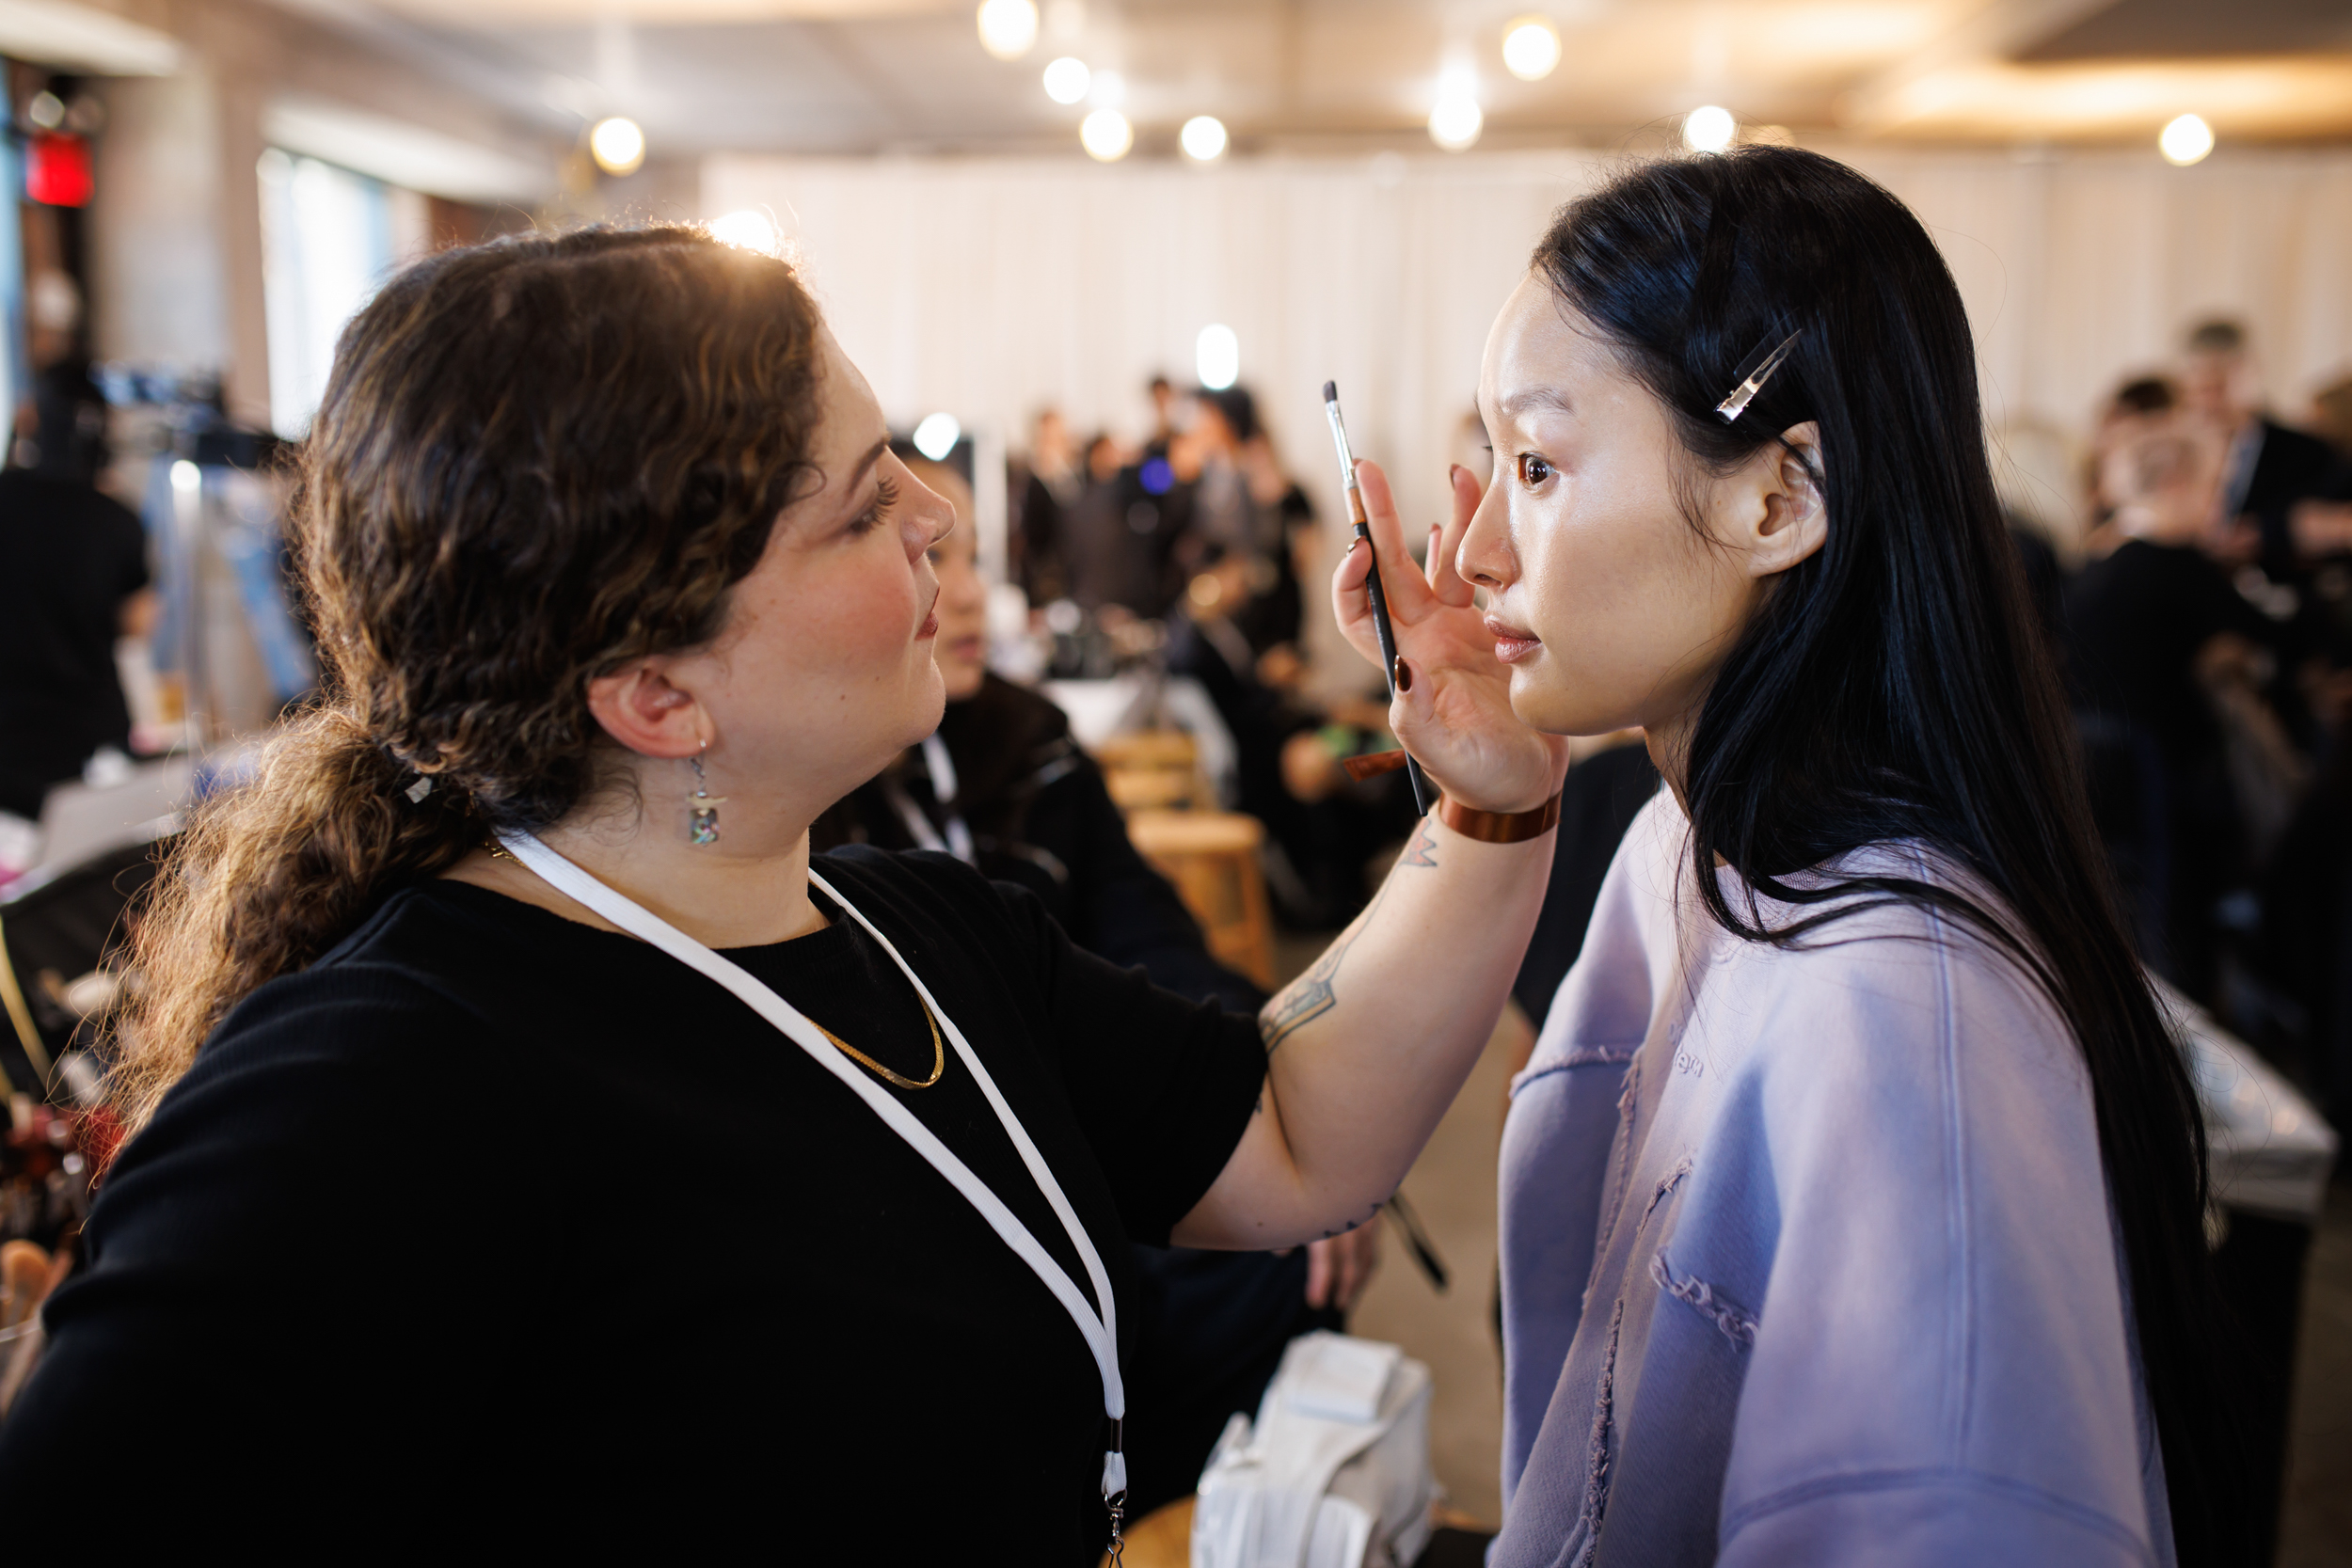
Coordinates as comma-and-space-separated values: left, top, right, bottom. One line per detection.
405, 774, 435, 803
1715, 329, 1803, 422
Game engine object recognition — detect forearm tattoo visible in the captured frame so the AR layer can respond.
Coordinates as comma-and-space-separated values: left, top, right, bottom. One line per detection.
1256, 820, 1438, 1054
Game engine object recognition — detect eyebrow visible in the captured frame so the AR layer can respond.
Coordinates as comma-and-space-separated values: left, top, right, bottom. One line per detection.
841, 436, 890, 495
1497, 387, 1574, 419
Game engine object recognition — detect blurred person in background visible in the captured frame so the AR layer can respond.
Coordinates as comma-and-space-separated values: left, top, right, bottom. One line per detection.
812, 459, 1375, 1515
2180, 318, 2346, 576
2066, 383, 2294, 997
1058, 425, 1192, 617
0, 355, 154, 862
1144, 372, 1175, 456
1011, 405, 1082, 603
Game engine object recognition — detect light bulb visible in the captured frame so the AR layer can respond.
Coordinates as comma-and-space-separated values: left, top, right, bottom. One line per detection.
1197, 325, 1238, 391
1428, 94, 1483, 152
1042, 55, 1090, 104
1681, 104, 1736, 154
1501, 16, 1560, 82
707, 210, 776, 253
1180, 116, 1228, 162
1080, 107, 1132, 161
913, 413, 962, 461
976, 0, 1039, 60
2159, 113, 2214, 166
589, 116, 645, 175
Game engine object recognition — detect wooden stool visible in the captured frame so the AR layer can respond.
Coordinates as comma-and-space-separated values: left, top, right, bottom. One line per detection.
1104, 768, 1198, 813
1097, 730, 1204, 813
1126, 811, 1275, 990
1094, 730, 1200, 771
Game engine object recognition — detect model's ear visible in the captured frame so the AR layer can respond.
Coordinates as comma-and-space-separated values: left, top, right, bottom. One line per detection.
1724, 421, 1827, 579
584, 658, 709, 759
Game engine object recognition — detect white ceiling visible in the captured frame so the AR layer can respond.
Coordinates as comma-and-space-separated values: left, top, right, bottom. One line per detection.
268, 0, 2352, 159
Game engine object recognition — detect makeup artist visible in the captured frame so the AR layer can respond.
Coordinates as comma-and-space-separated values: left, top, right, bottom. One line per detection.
0, 228, 1564, 1560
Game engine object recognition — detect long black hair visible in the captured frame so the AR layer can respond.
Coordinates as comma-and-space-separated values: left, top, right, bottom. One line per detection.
1534, 146, 2241, 1560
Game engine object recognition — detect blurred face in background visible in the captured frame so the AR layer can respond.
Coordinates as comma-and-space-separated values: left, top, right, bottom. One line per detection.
2099, 411, 2225, 545
2181, 348, 2256, 426
907, 458, 989, 701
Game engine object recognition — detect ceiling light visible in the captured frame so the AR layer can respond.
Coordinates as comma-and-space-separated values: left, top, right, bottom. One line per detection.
977, 0, 1039, 61
1042, 55, 1089, 103
1080, 107, 1132, 161
708, 210, 776, 253
27, 90, 64, 129
1197, 325, 1238, 390
1180, 115, 1228, 161
2159, 113, 2214, 166
1428, 93, 1483, 152
1681, 104, 1736, 153
913, 413, 962, 461
1501, 16, 1560, 82
589, 116, 644, 175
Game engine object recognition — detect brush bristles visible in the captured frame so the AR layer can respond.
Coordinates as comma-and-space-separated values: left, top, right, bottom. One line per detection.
1322, 380, 1337, 404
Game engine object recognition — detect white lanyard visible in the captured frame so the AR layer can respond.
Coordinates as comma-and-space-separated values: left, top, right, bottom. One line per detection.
892, 734, 977, 865
496, 831, 1129, 1521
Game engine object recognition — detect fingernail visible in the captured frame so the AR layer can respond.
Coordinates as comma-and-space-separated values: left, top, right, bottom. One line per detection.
1449, 463, 1465, 485
1394, 657, 1413, 692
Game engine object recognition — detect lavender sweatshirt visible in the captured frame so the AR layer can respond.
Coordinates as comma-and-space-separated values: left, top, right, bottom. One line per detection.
1493, 792, 2173, 1567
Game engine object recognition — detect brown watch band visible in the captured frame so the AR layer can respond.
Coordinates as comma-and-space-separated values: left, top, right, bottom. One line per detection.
1436, 789, 1562, 844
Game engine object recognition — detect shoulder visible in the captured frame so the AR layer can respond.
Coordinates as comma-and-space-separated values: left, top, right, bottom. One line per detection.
2262, 418, 2336, 469
170, 885, 501, 1112
1719, 847, 2087, 1135
812, 843, 1058, 958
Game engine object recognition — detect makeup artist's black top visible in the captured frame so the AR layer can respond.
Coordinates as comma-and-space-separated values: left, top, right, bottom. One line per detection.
0, 848, 1267, 1562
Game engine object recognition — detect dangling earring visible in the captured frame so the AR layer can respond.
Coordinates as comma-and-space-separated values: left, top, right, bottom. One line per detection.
689, 751, 727, 846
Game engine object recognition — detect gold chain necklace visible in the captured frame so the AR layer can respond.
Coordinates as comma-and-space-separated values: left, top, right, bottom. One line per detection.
813, 994, 946, 1090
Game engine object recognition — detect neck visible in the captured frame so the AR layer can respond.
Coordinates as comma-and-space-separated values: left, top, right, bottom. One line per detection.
1645, 709, 1696, 817
446, 786, 830, 950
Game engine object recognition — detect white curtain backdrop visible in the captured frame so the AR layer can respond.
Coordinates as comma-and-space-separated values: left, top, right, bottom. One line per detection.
704, 142, 2352, 578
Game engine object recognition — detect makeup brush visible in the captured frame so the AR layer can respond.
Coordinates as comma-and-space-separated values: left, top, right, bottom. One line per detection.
1322, 381, 1431, 813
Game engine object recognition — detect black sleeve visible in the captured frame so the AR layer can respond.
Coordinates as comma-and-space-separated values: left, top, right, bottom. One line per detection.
98, 491, 149, 598
1037, 756, 1267, 1012
0, 968, 514, 1537
988, 874, 1266, 1245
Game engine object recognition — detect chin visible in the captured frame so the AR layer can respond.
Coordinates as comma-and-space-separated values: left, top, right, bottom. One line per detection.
905, 667, 948, 740
1508, 664, 1621, 738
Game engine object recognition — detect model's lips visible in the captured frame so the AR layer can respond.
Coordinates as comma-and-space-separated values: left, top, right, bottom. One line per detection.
917, 589, 941, 640
1485, 613, 1542, 664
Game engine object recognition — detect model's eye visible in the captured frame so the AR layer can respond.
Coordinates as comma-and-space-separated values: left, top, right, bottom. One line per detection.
1518, 453, 1553, 487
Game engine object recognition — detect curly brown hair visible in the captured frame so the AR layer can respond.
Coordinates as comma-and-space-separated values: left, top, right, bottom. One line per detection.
114, 225, 829, 1128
